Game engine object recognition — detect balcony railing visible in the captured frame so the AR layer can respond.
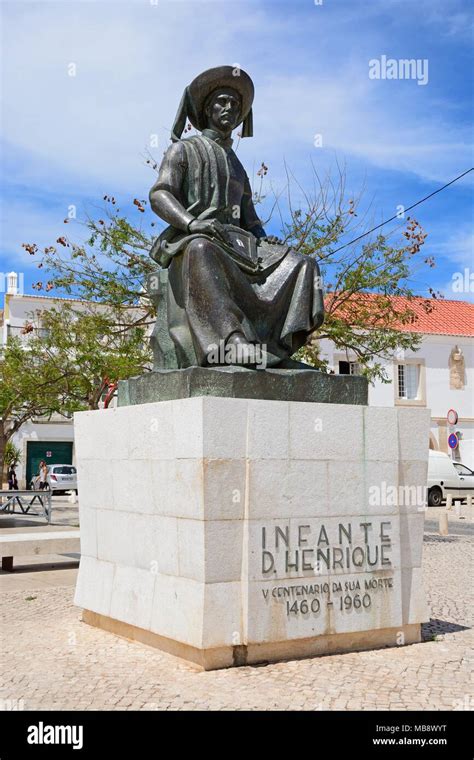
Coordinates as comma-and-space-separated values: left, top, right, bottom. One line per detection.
6, 325, 50, 340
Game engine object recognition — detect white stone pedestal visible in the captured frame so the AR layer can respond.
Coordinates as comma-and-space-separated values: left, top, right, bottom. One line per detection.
74, 397, 430, 669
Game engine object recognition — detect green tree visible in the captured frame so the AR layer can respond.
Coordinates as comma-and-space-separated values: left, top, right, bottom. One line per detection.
0, 336, 72, 480
0, 302, 150, 475
25, 302, 151, 409
265, 163, 436, 381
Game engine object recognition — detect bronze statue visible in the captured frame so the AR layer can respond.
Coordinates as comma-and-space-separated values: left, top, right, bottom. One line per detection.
149, 66, 324, 369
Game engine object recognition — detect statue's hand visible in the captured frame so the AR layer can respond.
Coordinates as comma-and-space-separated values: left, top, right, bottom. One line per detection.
263, 235, 284, 245
188, 218, 229, 244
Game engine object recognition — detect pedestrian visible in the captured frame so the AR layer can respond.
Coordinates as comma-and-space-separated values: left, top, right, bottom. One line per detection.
38, 460, 49, 490
7, 465, 18, 490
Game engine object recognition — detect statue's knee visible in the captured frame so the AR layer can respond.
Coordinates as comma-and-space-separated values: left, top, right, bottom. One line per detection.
294, 253, 316, 274
185, 238, 208, 258
292, 255, 323, 291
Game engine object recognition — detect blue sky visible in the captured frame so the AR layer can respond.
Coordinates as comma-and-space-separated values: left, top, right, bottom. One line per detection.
1, 0, 473, 301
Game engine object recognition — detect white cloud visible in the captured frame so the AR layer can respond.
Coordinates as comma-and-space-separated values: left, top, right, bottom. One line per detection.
2, 0, 273, 191
2, 0, 472, 197
250, 69, 473, 186
434, 226, 474, 269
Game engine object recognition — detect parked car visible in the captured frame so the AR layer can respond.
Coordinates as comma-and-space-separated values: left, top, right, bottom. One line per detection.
427, 450, 474, 506
30, 464, 78, 495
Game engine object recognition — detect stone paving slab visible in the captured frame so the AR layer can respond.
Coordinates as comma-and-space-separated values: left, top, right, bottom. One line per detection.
0, 533, 472, 711
0, 563, 79, 592
0, 499, 79, 529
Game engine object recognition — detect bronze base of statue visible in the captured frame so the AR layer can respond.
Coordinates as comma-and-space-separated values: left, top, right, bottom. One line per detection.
118, 366, 368, 407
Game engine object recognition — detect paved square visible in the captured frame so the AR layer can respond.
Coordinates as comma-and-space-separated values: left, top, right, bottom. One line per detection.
0, 528, 472, 711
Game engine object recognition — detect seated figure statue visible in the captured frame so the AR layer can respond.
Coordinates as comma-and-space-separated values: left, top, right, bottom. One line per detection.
149, 65, 324, 369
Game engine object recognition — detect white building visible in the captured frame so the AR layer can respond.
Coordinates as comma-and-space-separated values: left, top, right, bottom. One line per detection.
319, 296, 474, 467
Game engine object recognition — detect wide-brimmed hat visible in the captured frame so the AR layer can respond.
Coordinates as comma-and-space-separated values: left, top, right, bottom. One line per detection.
171, 65, 254, 141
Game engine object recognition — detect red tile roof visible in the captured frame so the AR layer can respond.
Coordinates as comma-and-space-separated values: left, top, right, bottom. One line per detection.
325, 294, 474, 337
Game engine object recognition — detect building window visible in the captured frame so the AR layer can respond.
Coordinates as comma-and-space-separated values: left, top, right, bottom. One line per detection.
397, 363, 420, 400
339, 360, 361, 376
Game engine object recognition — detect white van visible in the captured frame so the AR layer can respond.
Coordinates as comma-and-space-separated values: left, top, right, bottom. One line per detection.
427, 450, 474, 506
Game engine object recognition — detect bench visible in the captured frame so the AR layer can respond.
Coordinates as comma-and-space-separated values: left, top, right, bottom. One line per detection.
0, 529, 80, 571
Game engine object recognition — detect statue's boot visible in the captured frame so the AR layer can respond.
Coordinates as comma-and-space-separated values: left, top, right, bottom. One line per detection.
223, 332, 262, 368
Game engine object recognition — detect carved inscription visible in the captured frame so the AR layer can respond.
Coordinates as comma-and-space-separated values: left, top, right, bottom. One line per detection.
259, 520, 395, 619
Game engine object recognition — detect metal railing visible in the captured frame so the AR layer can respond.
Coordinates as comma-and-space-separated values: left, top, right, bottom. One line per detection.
0, 490, 52, 523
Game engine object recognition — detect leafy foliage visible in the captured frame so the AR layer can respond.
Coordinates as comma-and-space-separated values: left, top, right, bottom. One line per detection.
4, 441, 21, 469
